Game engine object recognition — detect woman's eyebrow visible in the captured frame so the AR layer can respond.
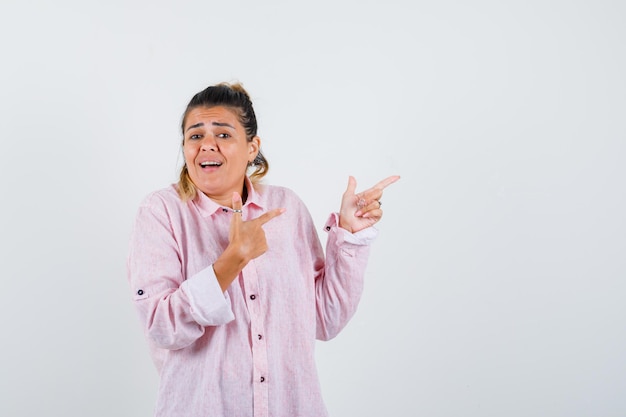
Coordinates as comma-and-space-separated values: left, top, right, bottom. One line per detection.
186, 122, 235, 132
186, 122, 203, 132
212, 122, 235, 129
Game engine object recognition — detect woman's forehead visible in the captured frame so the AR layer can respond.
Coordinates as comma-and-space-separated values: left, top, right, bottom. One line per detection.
185, 106, 240, 124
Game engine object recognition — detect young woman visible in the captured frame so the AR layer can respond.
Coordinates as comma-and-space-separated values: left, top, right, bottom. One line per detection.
128, 82, 399, 417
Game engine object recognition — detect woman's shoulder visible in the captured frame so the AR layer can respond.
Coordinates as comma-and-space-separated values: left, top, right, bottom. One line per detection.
137, 184, 184, 214
254, 183, 316, 224
255, 183, 304, 206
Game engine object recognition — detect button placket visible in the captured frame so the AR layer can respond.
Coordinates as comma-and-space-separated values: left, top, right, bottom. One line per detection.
241, 261, 269, 417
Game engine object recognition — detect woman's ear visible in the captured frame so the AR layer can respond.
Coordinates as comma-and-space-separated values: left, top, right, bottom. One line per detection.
249, 136, 261, 161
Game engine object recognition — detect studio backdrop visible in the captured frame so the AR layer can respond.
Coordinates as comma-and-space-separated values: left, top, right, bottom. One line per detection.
0, 1, 624, 416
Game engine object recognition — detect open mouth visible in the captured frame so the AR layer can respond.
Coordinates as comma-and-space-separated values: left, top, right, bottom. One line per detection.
200, 161, 223, 168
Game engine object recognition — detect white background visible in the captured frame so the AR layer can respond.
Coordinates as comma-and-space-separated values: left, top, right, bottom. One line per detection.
1, 0, 625, 416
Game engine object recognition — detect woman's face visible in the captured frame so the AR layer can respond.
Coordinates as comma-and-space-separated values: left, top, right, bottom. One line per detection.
183, 106, 259, 205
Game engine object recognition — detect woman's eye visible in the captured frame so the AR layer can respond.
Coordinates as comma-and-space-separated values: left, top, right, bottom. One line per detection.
189, 134, 202, 140
217, 133, 230, 139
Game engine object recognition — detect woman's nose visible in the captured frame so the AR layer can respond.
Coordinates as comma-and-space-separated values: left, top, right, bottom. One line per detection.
200, 136, 217, 151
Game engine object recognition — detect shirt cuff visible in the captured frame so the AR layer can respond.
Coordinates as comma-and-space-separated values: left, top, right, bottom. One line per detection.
323, 213, 378, 245
180, 265, 235, 326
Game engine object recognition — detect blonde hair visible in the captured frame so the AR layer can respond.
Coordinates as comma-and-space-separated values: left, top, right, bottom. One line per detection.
177, 82, 269, 201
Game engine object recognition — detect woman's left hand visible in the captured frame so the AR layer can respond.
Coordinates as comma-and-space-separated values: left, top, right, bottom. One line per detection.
339, 175, 400, 233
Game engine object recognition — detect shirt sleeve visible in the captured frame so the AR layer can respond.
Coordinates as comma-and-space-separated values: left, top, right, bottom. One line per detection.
127, 201, 235, 351
315, 213, 378, 341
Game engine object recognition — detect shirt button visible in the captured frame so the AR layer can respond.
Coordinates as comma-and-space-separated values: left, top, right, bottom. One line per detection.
137, 289, 144, 296
250, 295, 256, 300
258, 334, 262, 340
325, 226, 331, 231
260, 377, 265, 382
222, 208, 228, 212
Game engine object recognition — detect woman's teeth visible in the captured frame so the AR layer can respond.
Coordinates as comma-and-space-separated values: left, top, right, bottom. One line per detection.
200, 161, 222, 167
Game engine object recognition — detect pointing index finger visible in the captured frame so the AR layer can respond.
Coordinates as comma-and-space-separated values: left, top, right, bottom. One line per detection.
256, 208, 286, 226
373, 175, 401, 190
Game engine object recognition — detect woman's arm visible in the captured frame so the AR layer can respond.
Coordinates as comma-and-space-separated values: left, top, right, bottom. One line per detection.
127, 203, 234, 350
128, 191, 284, 350
315, 175, 399, 340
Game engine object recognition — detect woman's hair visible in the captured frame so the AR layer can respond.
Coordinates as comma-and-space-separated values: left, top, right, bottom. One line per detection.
177, 82, 269, 201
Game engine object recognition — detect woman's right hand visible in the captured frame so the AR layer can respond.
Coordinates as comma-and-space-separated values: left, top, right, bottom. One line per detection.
213, 192, 285, 291
228, 191, 285, 262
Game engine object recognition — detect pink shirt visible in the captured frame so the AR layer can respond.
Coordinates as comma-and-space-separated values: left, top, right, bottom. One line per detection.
127, 179, 376, 417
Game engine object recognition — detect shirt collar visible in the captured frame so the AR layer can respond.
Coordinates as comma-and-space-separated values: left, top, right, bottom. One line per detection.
192, 176, 265, 217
